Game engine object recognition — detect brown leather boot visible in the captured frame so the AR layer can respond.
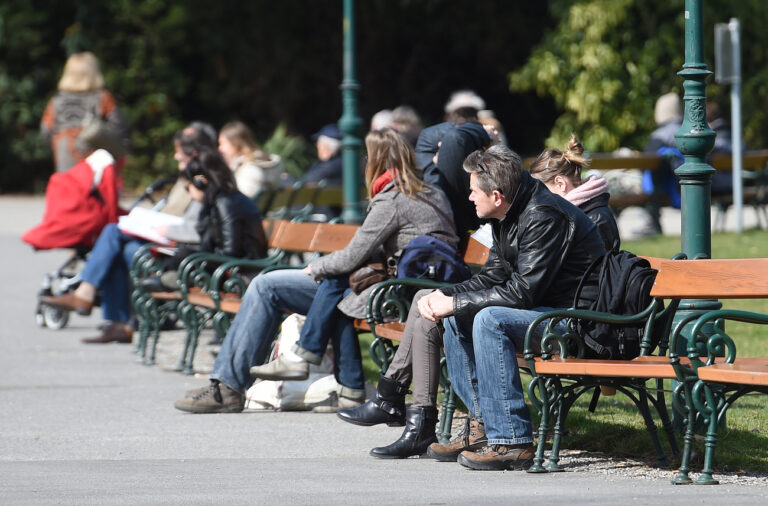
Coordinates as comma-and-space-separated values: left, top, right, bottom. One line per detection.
426, 417, 487, 462
457, 443, 534, 471
81, 323, 132, 344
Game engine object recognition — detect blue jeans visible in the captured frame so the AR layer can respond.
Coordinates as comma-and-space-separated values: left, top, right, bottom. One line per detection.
211, 269, 319, 393
442, 306, 564, 445
294, 275, 364, 391
80, 223, 144, 322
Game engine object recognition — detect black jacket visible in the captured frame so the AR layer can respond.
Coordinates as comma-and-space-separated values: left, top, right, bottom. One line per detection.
197, 191, 267, 259
300, 154, 342, 185
579, 193, 620, 251
418, 121, 490, 234
441, 172, 605, 321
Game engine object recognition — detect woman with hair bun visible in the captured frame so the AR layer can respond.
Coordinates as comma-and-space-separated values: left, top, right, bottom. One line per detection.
530, 135, 620, 250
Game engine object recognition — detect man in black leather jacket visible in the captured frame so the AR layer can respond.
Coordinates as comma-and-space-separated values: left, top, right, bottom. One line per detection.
419, 144, 605, 470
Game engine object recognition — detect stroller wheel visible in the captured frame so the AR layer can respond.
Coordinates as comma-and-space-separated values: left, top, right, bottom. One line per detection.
42, 305, 70, 330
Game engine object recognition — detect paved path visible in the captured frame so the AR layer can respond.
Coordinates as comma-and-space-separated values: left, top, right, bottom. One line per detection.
1, 196, 767, 504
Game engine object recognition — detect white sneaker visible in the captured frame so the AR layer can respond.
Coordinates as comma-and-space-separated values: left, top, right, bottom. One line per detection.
249, 355, 309, 381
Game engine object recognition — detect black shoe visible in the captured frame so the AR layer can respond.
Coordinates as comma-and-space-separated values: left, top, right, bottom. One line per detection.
337, 375, 408, 427
141, 276, 173, 293
369, 406, 438, 459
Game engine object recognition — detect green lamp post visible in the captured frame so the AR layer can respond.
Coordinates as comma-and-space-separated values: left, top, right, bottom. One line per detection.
339, 0, 364, 224
672, 0, 721, 353
671, 0, 722, 484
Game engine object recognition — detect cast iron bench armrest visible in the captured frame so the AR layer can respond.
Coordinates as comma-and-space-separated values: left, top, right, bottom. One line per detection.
672, 308, 768, 368
365, 277, 450, 325
203, 252, 305, 303
522, 301, 665, 362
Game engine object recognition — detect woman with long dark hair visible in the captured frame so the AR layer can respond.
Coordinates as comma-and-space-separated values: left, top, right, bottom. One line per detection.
141, 148, 267, 290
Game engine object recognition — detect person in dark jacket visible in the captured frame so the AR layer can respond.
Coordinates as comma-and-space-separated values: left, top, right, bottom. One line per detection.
142, 148, 267, 290
338, 144, 606, 462
299, 124, 343, 185
529, 135, 620, 250
416, 121, 491, 233
420, 144, 606, 470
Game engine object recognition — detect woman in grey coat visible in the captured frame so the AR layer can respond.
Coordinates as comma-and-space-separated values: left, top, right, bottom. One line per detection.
175, 128, 457, 414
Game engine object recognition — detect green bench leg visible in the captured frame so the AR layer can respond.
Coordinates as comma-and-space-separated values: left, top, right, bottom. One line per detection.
132, 293, 150, 357
648, 378, 681, 457
634, 386, 670, 468
546, 395, 570, 472
182, 308, 212, 375
695, 384, 720, 485
528, 376, 554, 473
672, 380, 695, 484
176, 301, 194, 372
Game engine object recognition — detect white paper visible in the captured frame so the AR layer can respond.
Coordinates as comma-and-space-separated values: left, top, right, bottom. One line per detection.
118, 207, 183, 245
471, 223, 493, 249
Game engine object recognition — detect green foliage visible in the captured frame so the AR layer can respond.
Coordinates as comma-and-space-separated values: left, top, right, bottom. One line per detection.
509, 0, 684, 152
510, 0, 768, 154
1, 0, 552, 193
261, 124, 313, 179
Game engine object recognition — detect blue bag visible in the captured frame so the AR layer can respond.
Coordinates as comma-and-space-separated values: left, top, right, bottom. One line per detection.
396, 235, 471, 283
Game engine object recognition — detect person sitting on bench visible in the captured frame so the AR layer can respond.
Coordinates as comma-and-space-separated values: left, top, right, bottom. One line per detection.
174, 128, 458, 414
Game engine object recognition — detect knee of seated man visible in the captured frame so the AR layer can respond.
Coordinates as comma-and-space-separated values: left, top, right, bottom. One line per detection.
472, 307, 523, 346
471, 307, 504, 333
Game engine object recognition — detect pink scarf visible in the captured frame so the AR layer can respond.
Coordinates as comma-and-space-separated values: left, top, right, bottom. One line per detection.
564, 176, 609, 207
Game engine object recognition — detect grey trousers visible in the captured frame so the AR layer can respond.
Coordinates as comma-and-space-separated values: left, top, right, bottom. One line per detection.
384, 289, 443, 408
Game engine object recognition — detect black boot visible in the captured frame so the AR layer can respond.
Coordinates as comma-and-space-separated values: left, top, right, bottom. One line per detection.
369, 406, 438, 459
337, 375, 408, 427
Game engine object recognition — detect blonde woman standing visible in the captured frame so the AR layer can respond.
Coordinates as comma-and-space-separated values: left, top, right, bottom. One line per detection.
40, 52, 128, 172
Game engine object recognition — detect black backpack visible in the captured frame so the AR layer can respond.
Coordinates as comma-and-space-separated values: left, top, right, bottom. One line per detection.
572, 250, 662, 360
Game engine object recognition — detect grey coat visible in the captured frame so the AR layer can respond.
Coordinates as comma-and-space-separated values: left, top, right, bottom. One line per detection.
309, 182, 457, 319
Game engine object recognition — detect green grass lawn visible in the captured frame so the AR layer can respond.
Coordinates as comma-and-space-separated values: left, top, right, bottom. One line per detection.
358, 228, 768, 473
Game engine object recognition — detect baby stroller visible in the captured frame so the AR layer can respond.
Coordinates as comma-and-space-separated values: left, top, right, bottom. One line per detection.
22, 149, 174, 329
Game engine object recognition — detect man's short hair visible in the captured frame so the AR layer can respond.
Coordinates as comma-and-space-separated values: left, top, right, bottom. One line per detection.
463, 144, 523, 200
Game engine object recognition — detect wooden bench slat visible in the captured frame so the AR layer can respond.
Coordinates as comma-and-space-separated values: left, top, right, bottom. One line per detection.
148, 291, 181, 301
462, 237, 490, 266
711, 150, 768, 170
640, 255, 665, 271
273, 222, 321, 251
534, 357, 680, 379
651, 259, 768, 299
310, 223, 360, 253
353, 320, 406, 341
696, 360, 768, 386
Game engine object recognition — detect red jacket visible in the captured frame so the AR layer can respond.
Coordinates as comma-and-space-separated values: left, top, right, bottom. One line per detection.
22, 150, 123, 250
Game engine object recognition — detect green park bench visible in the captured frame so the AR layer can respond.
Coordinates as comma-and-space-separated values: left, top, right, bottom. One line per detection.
661, 258, 768, 485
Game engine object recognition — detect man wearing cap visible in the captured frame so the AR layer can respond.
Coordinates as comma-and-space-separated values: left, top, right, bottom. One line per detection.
300, 123, 343, 185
